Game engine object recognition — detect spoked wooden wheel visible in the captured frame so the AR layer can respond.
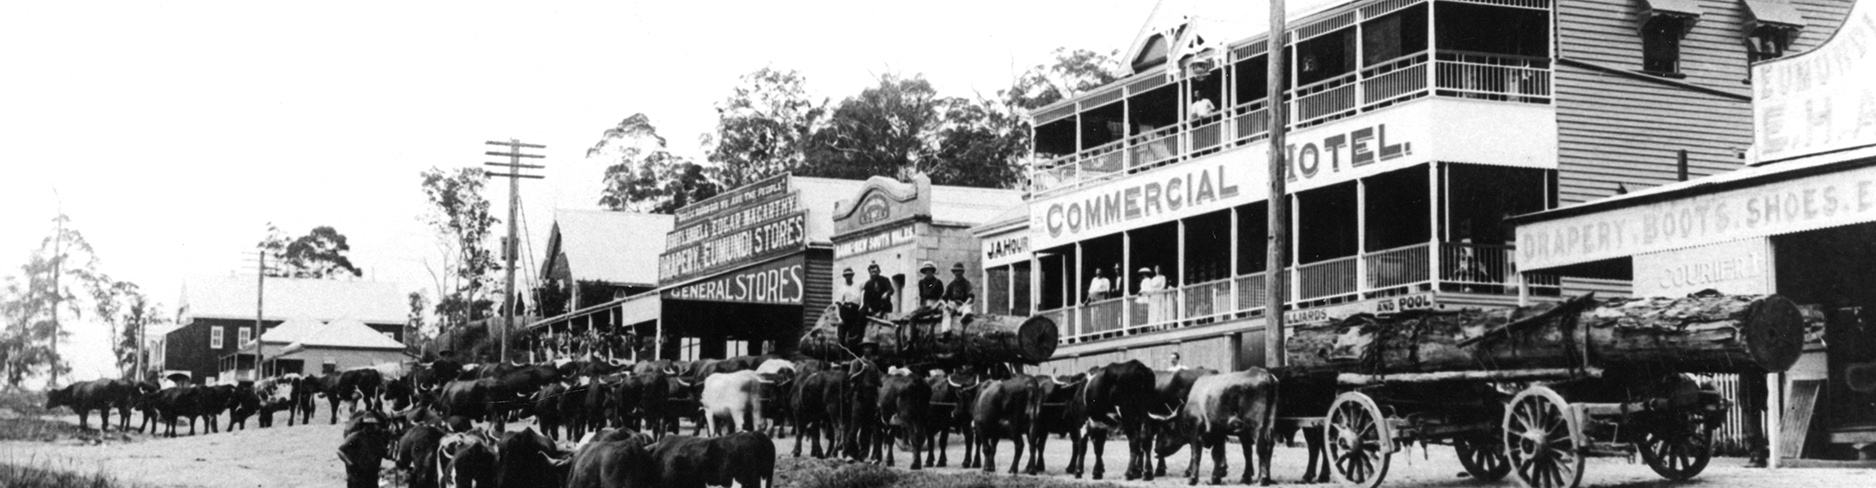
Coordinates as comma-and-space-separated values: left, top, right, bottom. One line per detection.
1327, 392, 1393, 488
1503, 386, 1584, 488
1455, 436, 1511, 481
1636, 416, 1714, 480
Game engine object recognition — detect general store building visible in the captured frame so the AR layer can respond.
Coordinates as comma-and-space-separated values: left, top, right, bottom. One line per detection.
1516, 0, 1876, 459
656, 175, 864, 360
1021, 0, 1854, 374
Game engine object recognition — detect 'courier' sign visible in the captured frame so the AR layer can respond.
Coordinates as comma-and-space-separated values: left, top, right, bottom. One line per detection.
663, 256, 806, 305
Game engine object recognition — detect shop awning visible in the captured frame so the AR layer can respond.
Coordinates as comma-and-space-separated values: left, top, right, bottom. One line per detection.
1743, 0, 1806, 29
527, 290, 661, 331
1513, 145, 1876, 270
1643, 0, 1704, 19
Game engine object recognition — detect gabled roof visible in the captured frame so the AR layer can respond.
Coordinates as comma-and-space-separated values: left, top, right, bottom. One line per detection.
258, 317, 326, 344
291, 319, 406, 350
1123, 0, 1347, 75
930, 185, 1026, 227
544, 209, 674, 286
179, 275, 405, 324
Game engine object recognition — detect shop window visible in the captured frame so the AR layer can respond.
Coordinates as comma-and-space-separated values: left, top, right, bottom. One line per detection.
1641, 16, 1692, 75
210, 326, 224, 349
1013, 262, 1032, 316
987, 266, 1012, 315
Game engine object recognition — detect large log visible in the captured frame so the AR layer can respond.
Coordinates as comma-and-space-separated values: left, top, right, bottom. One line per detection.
1280, 292, 1807, 378
795, 305, 1058, 365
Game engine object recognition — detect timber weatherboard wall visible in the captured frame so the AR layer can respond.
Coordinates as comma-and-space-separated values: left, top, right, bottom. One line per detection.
1553, 0, 1855, 205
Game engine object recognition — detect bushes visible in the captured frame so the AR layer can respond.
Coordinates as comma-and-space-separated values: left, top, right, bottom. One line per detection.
0, 461, 143, 488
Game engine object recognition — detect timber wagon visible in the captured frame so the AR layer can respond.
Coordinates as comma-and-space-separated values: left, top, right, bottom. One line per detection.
1278, 291, 1808, 488
796, 304, 1060, 368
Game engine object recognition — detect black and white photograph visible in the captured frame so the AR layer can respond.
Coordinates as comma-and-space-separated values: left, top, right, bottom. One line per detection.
3, 0, 1874, 487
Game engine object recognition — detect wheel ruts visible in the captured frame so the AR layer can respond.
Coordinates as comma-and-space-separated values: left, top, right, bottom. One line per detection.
1503, 386, 1585, 488
1636, 415, 1714, 480
1327, 391, 1392, 488
1454, 436, 1511, 481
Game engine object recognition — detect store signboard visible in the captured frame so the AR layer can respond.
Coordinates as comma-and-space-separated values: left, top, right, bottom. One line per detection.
1753, 1, 1876, 164
1633, 238, 1773, 297
662, 256, 806, 305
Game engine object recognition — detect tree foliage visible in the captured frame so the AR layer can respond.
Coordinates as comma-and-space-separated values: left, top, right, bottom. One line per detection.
589, 114, 723, 214
800, 73, 943, 182
0, 214, 113, 387
419, 167, 500, 330
259, 224, 364, 279
707, 68, 825, 189
1004, 48, 1127, 111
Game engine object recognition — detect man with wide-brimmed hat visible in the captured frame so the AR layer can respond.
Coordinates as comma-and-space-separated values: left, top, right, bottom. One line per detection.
836, 267, 866, 347
861, 262, 895, 318
916, 261, 944, 309
943, 262, 973, 311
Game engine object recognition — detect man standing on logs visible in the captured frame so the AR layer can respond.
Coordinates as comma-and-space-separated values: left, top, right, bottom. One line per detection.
944, 263, 974, 313
917, 261, 945, 309
837, 268, 867, 349
863, 263, 896, 318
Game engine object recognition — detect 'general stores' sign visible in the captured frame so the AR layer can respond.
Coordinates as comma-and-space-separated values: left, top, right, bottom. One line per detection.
662, 255, 806, 305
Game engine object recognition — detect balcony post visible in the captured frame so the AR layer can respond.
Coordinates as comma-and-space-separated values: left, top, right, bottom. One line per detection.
1290, 194, 1301, 306
1122, 231, 1133, 330
1356, 178, 1368, 295
1074, 242, 1085, 337
1429, 162, 1442, 290
1229, 206, 1240, 311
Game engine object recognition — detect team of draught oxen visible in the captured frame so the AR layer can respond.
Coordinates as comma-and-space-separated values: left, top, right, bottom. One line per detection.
48, 355, 1297, 487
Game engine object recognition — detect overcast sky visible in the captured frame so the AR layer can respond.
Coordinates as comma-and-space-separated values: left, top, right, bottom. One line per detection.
0, 0, 1163, 381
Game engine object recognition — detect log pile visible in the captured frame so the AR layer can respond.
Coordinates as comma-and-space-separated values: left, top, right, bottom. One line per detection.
1281, 292, 1807, 378
796, 305, 1058, 365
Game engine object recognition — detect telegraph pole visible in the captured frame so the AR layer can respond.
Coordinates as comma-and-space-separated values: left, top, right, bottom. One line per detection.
1264, 0, 1291, 370
485, 139, 545, 364
254, 250, 266, 380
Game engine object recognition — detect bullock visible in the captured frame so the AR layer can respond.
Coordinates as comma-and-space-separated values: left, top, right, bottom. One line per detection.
535, 382, 570, 441
396, 424, 448, 488
1168, 369, 1280, 486
479, 363, 563, 428
647, 433, 776, 488
876, 371, 932, 469
790, 369, 845, 458
226, 382, 263, 431
494, 427, 571, 488
254, 375, 299, 428
194, 384, 241, 434
564, 432, 657, 488
925, 371, 982, 468
291, 374, 324, 425
972, 375, 1039, 474
439, 429, 499, 488
148, 386, 204, 437
580, 375, 616, 434
701, 370, 771, 436
438, 379, 492, 426
339, 427, 390, 488
324, 368, 386, 423
1148, 367, 1220, 477
1077, 360, 1158, 480
45, 379, 137, 431
633, 372, 684, 438
414, 359, 465, 391
1027, 373, 1089, 475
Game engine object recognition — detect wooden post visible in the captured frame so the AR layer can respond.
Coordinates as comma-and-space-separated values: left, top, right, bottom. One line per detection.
484, 139, 545, 363
1265, 0, 1290, 369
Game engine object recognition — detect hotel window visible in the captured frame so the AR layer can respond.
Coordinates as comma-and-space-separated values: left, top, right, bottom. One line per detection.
1641, 16, 1690, 75
210, 326, 224, 349
237, 327, 251, 347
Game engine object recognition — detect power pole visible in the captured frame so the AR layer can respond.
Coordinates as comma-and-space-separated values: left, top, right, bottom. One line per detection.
1264, 0, 1291, 370
49, 190, 63, 387
253, 250, 267, 380
485, 139, 545, 364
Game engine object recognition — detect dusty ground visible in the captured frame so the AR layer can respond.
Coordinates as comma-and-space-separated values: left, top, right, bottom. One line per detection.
4, 406, 1873, 488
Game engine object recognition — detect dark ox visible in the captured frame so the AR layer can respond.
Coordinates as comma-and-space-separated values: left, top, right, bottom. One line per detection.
44, 379, 140, 431
565, 432, 657, 488
1076, 360, 1158, 480
396, 424, 448, 488
1147, 367, 1219, 477
338, 410, 395, 488
648, 432, 776, 488
972, 375, 1039, 475
924, 371, 983, 469
841, 361, 883, 461
790, 369, 845, 458
1026, 373, 1088, 476
876, 372, 931, 469
1164, 369, 1280, 486
439, 430, 499, 488
494, 427, 571, 488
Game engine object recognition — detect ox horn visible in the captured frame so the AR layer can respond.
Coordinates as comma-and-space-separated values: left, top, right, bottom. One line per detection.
1146, 400, 1186, 421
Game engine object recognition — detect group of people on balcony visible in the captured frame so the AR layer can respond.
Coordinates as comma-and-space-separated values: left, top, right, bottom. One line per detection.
535, 327, 632, 360
1084, 264, 1179, 326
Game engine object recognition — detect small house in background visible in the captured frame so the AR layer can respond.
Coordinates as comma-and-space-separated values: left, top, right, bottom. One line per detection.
155, 274, 406, 384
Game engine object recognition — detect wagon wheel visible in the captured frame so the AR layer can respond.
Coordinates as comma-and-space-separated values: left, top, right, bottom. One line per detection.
1454, 436, 1511, 481
1635, 414, 1713, 481
1327, 391, 1392, 488
1503, 386, 1584, 488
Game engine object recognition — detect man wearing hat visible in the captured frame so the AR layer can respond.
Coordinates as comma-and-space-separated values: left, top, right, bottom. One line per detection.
861, 262, 896, 318
916, 261, 945, 309
837, 267, 866, 346
943, 262, 974, 312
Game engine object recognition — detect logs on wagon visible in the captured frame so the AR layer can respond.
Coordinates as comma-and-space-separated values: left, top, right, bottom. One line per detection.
1280, 292, 1809, 379
796, 305, 1058, 365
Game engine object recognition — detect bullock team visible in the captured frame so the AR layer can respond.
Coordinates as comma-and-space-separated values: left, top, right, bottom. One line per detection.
45, 354, 1291, 487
